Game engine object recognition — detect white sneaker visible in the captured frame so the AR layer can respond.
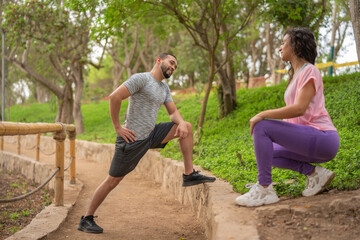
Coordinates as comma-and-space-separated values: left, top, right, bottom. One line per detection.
302, 166, 335, 197
235, 183, 279, 207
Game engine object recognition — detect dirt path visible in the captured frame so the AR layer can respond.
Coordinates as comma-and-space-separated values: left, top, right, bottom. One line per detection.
3, 142, 206, 240
256, 188, 360, 240
47, 160, 206, 240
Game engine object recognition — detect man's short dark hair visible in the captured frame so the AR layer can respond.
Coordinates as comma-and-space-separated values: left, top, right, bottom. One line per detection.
157, 53, 177, 60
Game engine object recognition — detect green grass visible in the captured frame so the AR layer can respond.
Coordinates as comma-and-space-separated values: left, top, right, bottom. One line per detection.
8, 73, 360, 196
77, 100, 128, 143
10, 103, 57, 123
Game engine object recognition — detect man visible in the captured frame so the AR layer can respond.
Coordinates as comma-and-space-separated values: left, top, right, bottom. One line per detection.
78, 53, 216, 234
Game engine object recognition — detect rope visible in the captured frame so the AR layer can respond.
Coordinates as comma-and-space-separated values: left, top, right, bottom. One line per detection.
21, 144, 37, 151
39, 146, 56, 156
2, 138, 17, 144
19, 138, 37, 150
0, 167, 60, 203
64, 156, 74, 171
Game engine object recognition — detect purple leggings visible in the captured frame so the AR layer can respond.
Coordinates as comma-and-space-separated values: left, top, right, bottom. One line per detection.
253, 119, 339, 186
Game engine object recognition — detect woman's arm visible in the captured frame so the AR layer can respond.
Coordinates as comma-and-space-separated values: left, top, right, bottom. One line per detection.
250, 80, 316, 134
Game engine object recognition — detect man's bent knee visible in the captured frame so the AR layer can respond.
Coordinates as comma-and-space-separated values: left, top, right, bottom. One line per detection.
185, 121, 193, 131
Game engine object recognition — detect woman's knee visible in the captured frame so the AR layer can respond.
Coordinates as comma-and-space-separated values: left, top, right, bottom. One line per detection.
253, 120, 269, 134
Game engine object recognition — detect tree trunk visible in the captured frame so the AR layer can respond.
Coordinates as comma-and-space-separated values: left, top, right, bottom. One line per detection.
56, 84, 73, 124
350, 0, 360, 63
266, 22, 276, 85
73, 64, 85, 134
131, 55, 142, 74
112, 58, 124, 90
36, 85, 50, 103
275, 60, 285, 84
216, 65, 235, 118
333, 21, 349, 75
215, 26, 237, 118
250, 38, 256, 79
226, 51, 237, 109
109, 40, 123, 90
197, 52, 215, 137
216, 81, 224, 118
188, 71, 195, 88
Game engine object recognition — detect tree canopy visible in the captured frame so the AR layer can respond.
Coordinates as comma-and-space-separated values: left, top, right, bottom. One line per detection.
1, 0, 356, 136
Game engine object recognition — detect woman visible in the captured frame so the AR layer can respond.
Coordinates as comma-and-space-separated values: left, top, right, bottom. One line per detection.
236, 27, 339, 207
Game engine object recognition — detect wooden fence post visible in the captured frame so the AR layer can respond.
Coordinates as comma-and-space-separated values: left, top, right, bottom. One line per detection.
53, 127, 66, 206
17, 135, 21, 155
68, 130, 76, 184
36, 134, 40, 161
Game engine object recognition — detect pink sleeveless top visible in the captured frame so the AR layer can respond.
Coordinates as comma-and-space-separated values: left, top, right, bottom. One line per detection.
284, 64, 337, 131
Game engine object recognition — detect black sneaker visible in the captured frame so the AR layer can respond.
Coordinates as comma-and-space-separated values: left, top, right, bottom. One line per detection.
182, 170, 216, 187
78, 215, 103, 234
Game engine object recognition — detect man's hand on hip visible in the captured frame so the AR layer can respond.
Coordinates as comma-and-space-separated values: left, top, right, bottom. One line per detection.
116, 126, 136, 143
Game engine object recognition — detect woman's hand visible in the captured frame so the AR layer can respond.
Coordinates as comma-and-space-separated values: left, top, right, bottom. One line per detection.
250, 113, 264, 135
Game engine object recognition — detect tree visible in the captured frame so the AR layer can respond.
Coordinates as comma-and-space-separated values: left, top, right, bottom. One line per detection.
327, 0, 351, 75
2, 0, 105, 133
350, 0, 360, 63
107, 23, 176, 90
260, 0, 329, 82
97, 1, 180, 90
171, 32, 208, 88
265, 0, 328, 33
146, 0, 257, 135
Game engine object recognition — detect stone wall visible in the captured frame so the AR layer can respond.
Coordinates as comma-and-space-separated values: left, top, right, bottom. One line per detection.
0, 151, 55, 190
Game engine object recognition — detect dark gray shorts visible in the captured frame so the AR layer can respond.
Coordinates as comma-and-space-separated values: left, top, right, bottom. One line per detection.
109, 122, 175, 177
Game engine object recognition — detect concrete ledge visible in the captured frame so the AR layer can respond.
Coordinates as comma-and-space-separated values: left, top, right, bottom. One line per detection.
6, 204, 71, 240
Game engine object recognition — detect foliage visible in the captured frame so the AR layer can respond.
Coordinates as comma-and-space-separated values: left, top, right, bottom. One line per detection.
9, 73, 360, 197
86, 55, 113, 85
3, 1, 89, 57
41, 189, 52, 207
160, 72, 360, 196
264, 0, 328, 33
84, 54, 114, 100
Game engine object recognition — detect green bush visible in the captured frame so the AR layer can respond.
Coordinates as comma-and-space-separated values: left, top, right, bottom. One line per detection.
160, 73, 360, 196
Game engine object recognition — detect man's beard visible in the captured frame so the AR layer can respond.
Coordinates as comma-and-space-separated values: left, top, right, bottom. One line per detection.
161, 63, 172, 79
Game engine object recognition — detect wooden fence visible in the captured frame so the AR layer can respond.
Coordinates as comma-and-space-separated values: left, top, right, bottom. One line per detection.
0, 122, 76, 206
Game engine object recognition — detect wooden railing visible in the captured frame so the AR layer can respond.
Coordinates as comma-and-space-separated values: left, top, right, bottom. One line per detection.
0, 122, 76, 206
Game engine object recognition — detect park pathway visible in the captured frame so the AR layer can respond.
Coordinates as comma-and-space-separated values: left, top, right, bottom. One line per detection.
3, 141, 207, 240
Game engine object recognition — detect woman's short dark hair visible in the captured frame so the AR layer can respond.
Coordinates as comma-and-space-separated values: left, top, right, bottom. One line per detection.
284, 27, 317, 83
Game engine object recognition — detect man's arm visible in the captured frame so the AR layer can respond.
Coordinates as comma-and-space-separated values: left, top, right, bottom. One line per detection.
164, 101, 188, 139
109, 84, 136, 142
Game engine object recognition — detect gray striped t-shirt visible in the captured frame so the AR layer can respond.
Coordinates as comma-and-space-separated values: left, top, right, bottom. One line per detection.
123, 72, 173, 140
